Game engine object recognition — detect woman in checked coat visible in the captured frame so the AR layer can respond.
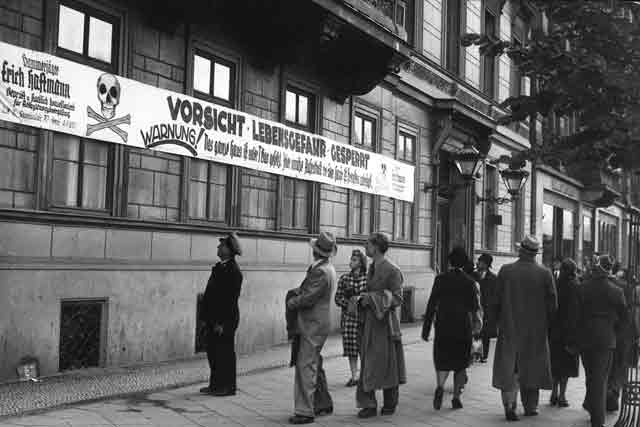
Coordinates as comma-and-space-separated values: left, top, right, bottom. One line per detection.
335, 249, 368, 387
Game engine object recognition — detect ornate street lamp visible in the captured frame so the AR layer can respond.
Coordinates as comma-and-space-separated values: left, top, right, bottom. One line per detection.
452, 143, 485, 181
500, 166, 530, 198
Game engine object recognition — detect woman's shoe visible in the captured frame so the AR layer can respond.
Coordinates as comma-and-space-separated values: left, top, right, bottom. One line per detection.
550, 394, 558, 406
505, 409, 519, 421
433, 386, 444, 410
345, 378, 358, 387
452, 397, 463, 409
557, 398, 569, 408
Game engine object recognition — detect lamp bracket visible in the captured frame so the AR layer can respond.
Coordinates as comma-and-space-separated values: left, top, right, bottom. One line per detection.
475, 193, 516, 205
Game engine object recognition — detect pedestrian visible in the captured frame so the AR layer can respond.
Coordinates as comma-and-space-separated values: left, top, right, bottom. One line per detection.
549, 258, 580, 408
356, 232, 406, 419
475, 253, 497, 363
552, 257, 562, 282
606, 265, 634, 412
199, 232, 243, 397
492, 235, 557, 421
422, 246, 482, 410
573, 254, 627, 427
286, 231, 337, 425
334, 249, 368, 387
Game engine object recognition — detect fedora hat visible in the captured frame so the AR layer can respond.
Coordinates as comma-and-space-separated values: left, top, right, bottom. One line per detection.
517, 235, 540, 253
219, 232, 242, 256
310, 231, 337, 258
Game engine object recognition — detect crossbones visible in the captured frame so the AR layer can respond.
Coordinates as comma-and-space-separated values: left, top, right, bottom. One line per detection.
86, 106, 129, 142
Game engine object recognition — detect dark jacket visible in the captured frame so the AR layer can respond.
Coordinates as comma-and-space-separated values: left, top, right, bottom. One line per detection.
573, 268, 628, 351
201, 258, 243, 333
476, 270, 497, 338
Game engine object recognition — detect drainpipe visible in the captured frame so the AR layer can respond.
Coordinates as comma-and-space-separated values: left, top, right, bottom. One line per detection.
528, 81, 538, 237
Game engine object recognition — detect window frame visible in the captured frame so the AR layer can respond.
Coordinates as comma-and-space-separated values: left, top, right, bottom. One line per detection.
55, 0, 120, 73
48, 135, 116, 214
283, 86, 316, 132
187, 160, 232, 225
482, 162, 499, 251
192, 49, 237, 108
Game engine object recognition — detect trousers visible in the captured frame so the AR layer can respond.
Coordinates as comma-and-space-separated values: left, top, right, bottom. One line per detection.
294, 335, 333, 417
582, 349, 614, 427
206, 329, 236, 391
500, 370, 540, 413
356, 382, 399, 409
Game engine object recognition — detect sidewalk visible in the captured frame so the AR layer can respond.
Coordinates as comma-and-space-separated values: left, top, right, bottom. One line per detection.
0, 323, 618, 427
0, 324, 424, 418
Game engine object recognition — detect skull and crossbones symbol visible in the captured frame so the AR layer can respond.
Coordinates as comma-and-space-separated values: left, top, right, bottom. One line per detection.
86, 73, 130, 142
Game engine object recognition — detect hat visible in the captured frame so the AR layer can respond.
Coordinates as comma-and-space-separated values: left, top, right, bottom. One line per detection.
310, 231, 337, 258
517, 235, 540, 253
478, 253, 493, 267
448, 246, 469, 269
219, 232, 242, 256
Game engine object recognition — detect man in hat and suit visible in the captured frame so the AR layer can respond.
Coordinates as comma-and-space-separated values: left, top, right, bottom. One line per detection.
492, 235, 557, 421
573, 254, 628, 427
286, 231, 337, 425
199, 232, 243, 397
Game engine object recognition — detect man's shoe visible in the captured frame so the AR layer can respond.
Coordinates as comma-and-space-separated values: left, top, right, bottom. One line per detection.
288, 415, 314, 424
557, 398, 569, 408
524, 409, 538, 416
212, 388, 236, 397
199, 386, 213, 394
452, 397, 463, 409
433, 386, 444, 410
380, 406, 395, 415
505, 409, 519, 421
315, 406, 333, 417
549, 394, 558, 406
345, 378, 358, 387
357, 408, 377, 418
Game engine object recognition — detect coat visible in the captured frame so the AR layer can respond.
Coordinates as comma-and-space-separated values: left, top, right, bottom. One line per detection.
476, 270, 498, 338
287, 258, 337, 343
201, 258, 243, 333
334, 271, 367, 357
492, 257, 557, 391
423, 269, 479, 371
573, 269, 627, 351
549, 274, 580, 378
359, 257, 407, 392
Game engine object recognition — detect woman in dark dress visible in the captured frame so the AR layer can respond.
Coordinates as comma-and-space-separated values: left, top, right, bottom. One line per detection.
475, 253, 497, 363
549, 258, 580, 407
422, 246, 481, 410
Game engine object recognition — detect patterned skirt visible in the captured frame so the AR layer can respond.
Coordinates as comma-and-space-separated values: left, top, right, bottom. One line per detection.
340, 312, 360, 357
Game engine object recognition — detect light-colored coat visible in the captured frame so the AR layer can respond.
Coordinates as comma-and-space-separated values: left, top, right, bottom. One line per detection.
492, 257, 557, 391
359, 257, 407, 392
287, 259, 337, 343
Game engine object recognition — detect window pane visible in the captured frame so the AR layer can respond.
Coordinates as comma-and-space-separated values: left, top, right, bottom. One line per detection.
58, 5, 85, 54
285, 91, 297, 123
208, 181, 226, 221
354, 116, 362, 144
53, 134, 80, 161
193, 55, 211, 94
213, 62, 231, 100
294, 180, 308, 229
190, 159, 208, 181
361, 194, 371, 234
189, 181, 207, 219
83, 140, 109, 166
363, 119, 373, 146
281, 178, 295, 228
583, 216, 592, 242
406, 135, 414, 161
397, 135, 405, 159
88, 16, 113, 63
351, 192, 362, 234
52, 160, 79, 206
81, 164, 107, 209
297, 95, 308, 127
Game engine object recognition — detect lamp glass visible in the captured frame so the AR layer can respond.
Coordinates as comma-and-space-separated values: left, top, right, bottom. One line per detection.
500, 168, 529, 197
453, 145, 483, 180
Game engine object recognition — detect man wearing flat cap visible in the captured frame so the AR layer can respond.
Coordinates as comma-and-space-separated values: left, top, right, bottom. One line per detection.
492, 235, 557, 421
286, 231, 337, 425
199, 232, 243, 397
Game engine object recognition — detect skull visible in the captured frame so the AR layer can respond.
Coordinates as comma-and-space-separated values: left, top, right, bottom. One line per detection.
97, 73, 120, 119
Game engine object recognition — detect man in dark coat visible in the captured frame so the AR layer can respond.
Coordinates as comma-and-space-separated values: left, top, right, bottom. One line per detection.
573, 255, 628, 427
199, 232, 243, 397
476, 253, 497, 363
492, 235, 557, 421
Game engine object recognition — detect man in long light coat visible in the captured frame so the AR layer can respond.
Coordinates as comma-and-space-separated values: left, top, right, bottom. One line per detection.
286, 231, 337, 425
356, 232, 407, 418
492, 235, 557, 421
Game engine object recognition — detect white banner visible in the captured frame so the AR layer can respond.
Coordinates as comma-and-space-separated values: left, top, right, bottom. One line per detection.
0, 41, 414, 201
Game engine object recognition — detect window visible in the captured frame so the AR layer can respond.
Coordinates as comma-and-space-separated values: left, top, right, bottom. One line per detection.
127, 150, 182, 221
583, 215, 594, 263
483, 164, 498, 250
350, 191, 373, 236
498, 3, 512, 102
57, 2, 118, 70
511, 192, 524, 250
189, 160, 228, 222
598, 215, 619, 260
396, 0, 407, 29
52, 134, 111, 210
423, 0, 443, 63
482, 11, 497, 98
320, 185, 348, 237
464, 0, 482, 88
239, 168, 277, 230
193, 53, 235, 106
281, 178, 309, 230
562, 209, 575, 259
353, 113, 375, 148
397, 132, 415, 163
542, 203, 554, 266
542, 203, 576, 267
285, 88, 314, 130
0, 124, 38, 209
394, 200, 413, 241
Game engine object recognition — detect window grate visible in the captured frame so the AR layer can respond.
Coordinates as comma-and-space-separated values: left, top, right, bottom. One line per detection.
59, 299, 105, 371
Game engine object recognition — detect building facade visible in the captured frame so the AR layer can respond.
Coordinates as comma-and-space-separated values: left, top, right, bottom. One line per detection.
0, 0, 634, 381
